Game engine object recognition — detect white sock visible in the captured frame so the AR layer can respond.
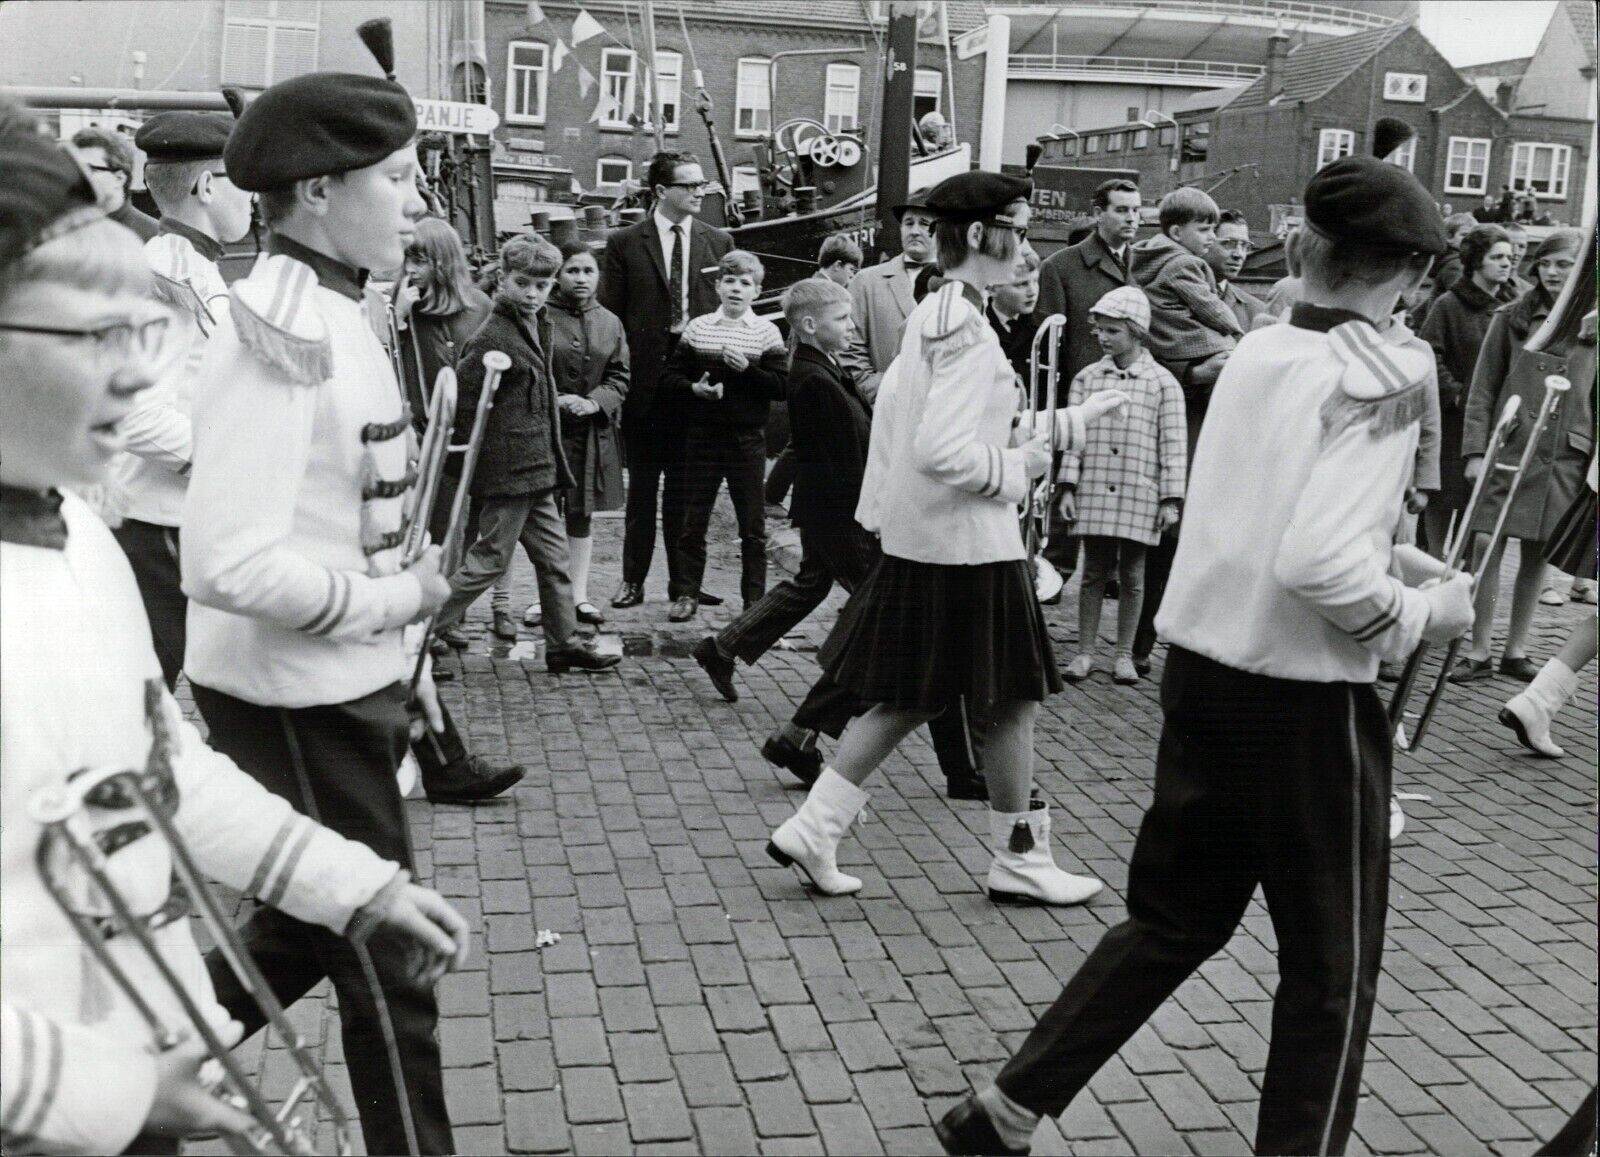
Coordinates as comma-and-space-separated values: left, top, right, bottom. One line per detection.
569, 534, 593, 606
977, 1084, 1041, 1150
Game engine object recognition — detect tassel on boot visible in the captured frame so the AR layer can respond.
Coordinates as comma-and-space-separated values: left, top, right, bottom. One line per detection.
1499, 658, 1579, 758
767, 768, 867, 896
986, 799, 1102, 907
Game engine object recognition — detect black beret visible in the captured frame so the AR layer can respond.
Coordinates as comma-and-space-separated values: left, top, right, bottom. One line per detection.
923, 171, 1033, 223
224, 72, 416, 192
135, 111, 235, 162
0, 99, 103, 272
1303, 156, 1447, 256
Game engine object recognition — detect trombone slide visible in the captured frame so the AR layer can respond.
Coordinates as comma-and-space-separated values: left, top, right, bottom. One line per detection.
1022, 315, 1067, 601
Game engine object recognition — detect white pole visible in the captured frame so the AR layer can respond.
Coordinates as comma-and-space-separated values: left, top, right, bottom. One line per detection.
978, 12, 1009, 171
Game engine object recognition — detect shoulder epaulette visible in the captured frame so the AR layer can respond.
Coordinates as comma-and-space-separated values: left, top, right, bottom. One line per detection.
146, 234, 217, 332
1321, 319, 1433, 443
229, 254, 332, 386
920, 281, 986, 361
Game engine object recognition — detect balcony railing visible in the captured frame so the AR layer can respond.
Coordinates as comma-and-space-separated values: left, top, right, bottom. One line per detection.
1008, 54, 1266, 84
996, 0, 1401, 31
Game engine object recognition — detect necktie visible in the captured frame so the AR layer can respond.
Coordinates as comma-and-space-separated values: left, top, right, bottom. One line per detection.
669, 224, 684, 330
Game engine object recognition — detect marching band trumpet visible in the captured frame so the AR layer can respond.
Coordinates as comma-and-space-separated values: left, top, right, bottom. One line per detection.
408, 350, 511, 699
29, 698, 353, 1156
1388, 375, 1571, 751
1020, 314, 1068, 603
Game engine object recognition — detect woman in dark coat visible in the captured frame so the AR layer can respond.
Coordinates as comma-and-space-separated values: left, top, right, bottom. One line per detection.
1450, 228, 1593, 683
1418, 224, 1518, 553
540, 240, 629, 624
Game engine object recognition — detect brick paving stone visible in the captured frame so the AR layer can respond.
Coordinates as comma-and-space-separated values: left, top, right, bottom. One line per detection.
792, 1050, 858, 1104
659, 1004, 720, 1055
813, 1102, 887, 1156
505, 1090, 570, 1153
623, 1082, 694, 1143
749, 1077, 817, 1137
853, 1069, 927, 1130
830, 1018, 903, 1072
563, 1065, 625, 1124
693, 1106, 761, 1156
444, 1066, 504, 1125
552, 1016, 610, 1067
724, 1030, 791, 1082
673, 1051, 744, 1108
500, 1040, 557, 1091
613, 1031, 676, 1083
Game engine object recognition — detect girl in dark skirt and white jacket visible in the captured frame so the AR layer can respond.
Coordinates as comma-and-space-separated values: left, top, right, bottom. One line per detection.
766, 172, 1127, 908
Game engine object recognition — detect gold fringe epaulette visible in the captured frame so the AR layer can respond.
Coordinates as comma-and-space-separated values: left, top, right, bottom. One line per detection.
229, 254, 333, 387
1319, 378, 1430, 444
151, 271, 215, 333
1322, 319, 1437, 444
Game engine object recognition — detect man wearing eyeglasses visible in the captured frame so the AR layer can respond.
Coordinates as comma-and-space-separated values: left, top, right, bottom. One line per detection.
69, 126, 158, 242
1202, 209, 1267, 333
600, 150, 733, 611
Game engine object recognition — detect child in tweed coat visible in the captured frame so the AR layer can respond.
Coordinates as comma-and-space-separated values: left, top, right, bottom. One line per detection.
1060, 287, 1187, 683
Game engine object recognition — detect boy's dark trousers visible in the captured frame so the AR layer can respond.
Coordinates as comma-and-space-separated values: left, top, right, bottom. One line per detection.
192, 682, 454, 1156
993, 646, 1391, 1156
719, 522, 879, 664
674, 423, 768, 606
111, 520, 186, 690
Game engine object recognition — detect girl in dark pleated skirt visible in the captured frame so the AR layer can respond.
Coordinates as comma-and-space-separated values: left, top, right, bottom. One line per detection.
765, 171, 1128, 908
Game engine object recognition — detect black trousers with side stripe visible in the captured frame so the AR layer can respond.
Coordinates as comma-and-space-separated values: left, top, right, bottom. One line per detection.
192, 682, 453, 1156
994, 646, 1390, 1156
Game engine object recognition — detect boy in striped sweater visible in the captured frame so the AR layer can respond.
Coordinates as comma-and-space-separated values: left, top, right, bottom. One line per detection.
663, 249, 789, 619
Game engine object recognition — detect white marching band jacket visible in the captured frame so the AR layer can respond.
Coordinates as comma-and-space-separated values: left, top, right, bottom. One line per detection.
1, 493, 400, 1155
181, 251, 425, 708
1157, 315, 1441, 682
857, 279, 1088, 565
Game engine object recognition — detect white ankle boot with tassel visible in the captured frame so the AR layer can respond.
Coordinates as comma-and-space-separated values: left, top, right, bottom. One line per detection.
987, 800, 1102, 907
767, 768, 868, 896
1499, 658, 1580, 758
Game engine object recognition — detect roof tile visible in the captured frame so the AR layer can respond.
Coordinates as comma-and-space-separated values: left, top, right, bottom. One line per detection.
1229, 22, 1411, 111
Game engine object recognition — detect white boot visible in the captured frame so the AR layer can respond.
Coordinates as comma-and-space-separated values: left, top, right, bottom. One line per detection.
1499, 658, 1579, 758
767, 768, 867, 896
986, 800, 1102, 906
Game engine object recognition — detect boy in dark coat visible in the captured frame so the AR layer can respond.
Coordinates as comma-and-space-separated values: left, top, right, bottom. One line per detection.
434, 234, 618, 673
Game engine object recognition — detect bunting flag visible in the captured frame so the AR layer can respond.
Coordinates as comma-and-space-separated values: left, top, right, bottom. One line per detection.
576, 60, 595, 98
589, 89, 617, 123
526, 2, 545, 25
551, 37, 569, 74
570, 8, 604, 45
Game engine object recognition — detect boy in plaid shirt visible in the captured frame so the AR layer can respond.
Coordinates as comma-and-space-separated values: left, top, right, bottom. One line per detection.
663, 250, 788, 619
1059, 286, 1186, 684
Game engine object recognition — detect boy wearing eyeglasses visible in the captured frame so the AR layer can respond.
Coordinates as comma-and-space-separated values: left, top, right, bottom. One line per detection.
101, 108, 253, 691
177, 66, 465, 1153
0, 97, 468, 1157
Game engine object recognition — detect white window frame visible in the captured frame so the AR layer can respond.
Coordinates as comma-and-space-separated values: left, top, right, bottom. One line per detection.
1384, 135, 1416, 172
731, 163, 762, 199
600, 47, 637, 131
824, 62, 860, 134
914, 67, 942, 116
1106, 130, 1126, 152
736, 57, 772, 138
595, 156, 633, 191
649, 50, 682, 134
1317, 128, 1354, 168
221, 0, 320, 89
505, 41, 549, 125
1445, 136, 1491, 195
1511, 142, 1573, 200
1132, 127, 1150, 149
1084, 135, 1099, 155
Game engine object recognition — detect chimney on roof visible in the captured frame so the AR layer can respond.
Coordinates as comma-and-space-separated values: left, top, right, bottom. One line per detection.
1495, 78, 1516, 112
1264, 30, 1290, 102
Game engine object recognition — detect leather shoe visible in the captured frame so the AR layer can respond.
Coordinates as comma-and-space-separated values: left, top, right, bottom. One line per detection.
575, 601, 605, 625
1447, 657, 1495, 683
946, 774, 989, 802
425, 758, 526, 804
668, 596, 698, 622
692, 636, 739, 702
761, 733, 822, 786
697, 589, 724, 606
491, 610, 518, 641
547, 642, 622, 673
1132, 652, 1153, 676
612, 581, 644, 609
438, 625, 470, 649
1498, 655, 1539, 682
935, 1095, 1030, 1156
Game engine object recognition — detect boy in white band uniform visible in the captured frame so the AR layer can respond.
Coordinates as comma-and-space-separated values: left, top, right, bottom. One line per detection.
178, 64, 461, 1153
0, 98, 467, 1157
107, 104, 253, 689
939, 151, 1478, 1155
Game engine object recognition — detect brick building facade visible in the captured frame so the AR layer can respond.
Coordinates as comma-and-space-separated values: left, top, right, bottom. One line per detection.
1035, 21, 1593, 234
484, 0, 988, 222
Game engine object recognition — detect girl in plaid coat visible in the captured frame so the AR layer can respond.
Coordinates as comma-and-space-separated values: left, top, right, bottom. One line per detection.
1061, 287, 1187, 683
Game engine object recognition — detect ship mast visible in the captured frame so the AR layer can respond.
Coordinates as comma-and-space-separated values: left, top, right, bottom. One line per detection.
874, 2, 918, 260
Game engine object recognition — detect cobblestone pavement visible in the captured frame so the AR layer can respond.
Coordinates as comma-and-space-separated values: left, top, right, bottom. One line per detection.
193, 502, 1597, 1156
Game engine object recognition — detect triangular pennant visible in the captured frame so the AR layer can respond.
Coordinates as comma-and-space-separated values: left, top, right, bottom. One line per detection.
551, 37, 569, 74
570, 8, 604, 45
576, 60, 595, 98
589, 89, 616, 123
526, 1, 545, 24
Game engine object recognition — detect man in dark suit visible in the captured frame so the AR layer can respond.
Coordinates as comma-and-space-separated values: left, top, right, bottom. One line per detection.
600, 150, 733, 608
1035, 177, 1140, 585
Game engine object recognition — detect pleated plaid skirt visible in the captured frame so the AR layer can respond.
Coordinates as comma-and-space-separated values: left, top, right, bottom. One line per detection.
820, 553, 1062, 713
